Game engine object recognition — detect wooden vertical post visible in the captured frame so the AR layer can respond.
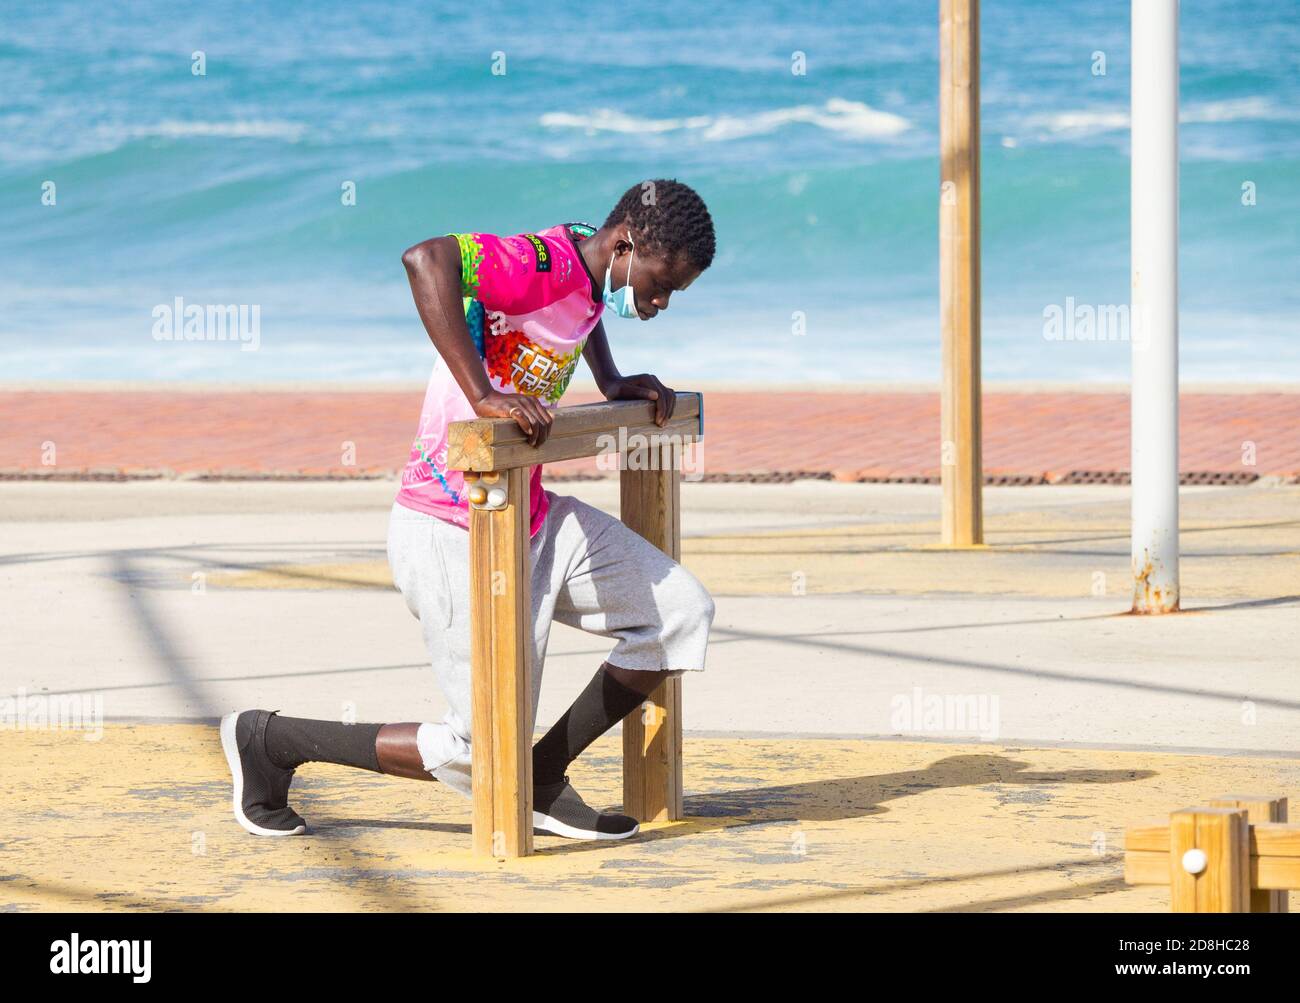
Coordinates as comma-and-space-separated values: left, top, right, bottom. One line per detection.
468, 468, 533, 858
939, 0, 983, 547
1169, 808, 1249, 913
619, 436, 684, 822
1210, 795, 1290, 912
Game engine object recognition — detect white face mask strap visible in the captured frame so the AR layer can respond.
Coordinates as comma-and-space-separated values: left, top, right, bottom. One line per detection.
625, 230, 635, 285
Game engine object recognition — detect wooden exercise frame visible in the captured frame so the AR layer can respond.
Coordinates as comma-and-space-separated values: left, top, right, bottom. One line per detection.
1125, 795, 1299, 912
447, 393, 703, 858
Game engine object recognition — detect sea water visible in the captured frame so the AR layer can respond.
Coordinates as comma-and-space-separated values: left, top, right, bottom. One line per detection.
2, 0, 1296, 382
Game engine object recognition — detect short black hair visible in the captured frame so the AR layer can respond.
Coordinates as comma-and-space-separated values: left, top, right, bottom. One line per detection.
602, 179, 715, 272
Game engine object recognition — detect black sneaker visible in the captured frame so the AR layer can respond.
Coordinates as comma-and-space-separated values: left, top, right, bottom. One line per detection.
220, 709, 307, 836
532, 776, 639, 841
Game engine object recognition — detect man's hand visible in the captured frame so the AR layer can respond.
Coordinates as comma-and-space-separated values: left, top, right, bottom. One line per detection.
602, 373, 676, 427
473, 390, 553, 448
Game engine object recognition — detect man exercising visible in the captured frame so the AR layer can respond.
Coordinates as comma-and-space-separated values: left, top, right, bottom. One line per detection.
221, 179, 717, 841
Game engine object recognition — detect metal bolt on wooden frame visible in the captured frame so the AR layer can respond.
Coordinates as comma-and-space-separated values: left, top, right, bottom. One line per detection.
447, 393, 703, 857
1125, 795, 1297, 912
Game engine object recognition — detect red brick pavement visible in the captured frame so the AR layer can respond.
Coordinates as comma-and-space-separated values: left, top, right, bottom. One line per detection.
1, 389, 1296, 482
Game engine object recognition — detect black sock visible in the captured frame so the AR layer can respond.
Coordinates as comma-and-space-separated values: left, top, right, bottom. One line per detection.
532, 665, 648, 786
263, 714, 382, 773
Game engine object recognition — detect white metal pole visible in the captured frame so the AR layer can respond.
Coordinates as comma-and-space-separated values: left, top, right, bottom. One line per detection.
1130, 0, 1180, 613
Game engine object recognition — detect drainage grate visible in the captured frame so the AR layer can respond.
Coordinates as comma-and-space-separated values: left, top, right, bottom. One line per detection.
837, 473, 1048, 486
985, 474, 1050, 486
1057, 470, 1132, 485
0, 467, 1276, 487
536, 471, 611, 482
699, 470, 836, 483
837, 474, 939, 485
1056, 470, 1260, 486
0, 468, 163, 482
185, 471, 392, 481
1179, 470, 1260, 486
548, 470, 841, 484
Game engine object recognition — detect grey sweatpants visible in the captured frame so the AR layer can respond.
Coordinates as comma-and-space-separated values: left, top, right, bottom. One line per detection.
386, 490, 715, 797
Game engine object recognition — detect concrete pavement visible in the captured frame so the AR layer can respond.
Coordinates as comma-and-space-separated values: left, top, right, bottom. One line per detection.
2, 478, 1297, 911
1, 479, 1295, 751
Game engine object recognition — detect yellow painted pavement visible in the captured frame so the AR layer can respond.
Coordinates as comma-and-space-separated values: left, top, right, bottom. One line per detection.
3, 723, 1297, 912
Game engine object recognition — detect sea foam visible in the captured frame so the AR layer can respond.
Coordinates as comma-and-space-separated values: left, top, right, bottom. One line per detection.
541, 99, 910, 142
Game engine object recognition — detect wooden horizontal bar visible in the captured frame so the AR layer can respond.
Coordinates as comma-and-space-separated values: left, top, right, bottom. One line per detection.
447, 394, 702, 472
1124, 823, 1170, 854
1127, 821, 1300, 857
1245, 822, 1300, 858
1255, 856, 1300, 891
1124, 849, 1170, 886
1127, 850, 1300, 892
455, 415, 700, 472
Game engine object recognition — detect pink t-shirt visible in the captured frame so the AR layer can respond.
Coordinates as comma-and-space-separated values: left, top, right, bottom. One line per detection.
396, 223, 604, 535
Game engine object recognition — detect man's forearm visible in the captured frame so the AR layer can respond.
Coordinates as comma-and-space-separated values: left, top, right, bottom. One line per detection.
581, 323, 622, 395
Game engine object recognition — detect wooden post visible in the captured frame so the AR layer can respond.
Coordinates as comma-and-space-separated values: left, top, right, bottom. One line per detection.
619, 435, 684, 822
468, 468, 533, 858
1169, 807, 1249, 913
939, 0, 983, 546
1210, 795, 1289, 912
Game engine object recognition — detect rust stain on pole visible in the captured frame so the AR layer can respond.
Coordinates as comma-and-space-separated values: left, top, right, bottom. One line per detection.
1131, 551, 1181, 615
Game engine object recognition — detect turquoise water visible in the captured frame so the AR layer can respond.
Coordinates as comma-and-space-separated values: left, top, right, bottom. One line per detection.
2, 0, 1297, 382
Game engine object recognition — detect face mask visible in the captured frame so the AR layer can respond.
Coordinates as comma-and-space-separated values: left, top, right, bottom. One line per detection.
602, 232, 638, 319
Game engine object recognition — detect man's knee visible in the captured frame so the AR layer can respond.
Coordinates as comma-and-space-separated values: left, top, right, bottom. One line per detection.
676, 567, 715, 625
660, 566, 714, 643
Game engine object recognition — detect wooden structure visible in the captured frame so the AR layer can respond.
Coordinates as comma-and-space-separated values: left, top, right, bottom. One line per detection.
1125, 795, 1298, 912
939, 0, 983, 546
446, 394, 703, 857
